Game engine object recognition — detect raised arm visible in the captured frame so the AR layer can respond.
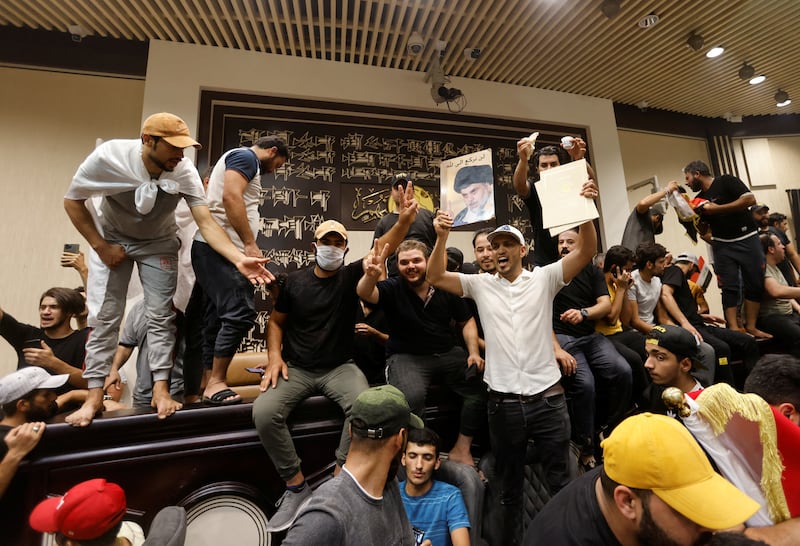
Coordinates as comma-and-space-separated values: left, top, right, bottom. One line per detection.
375, 182, 419, 255
513, 138, 533, 199
426, 212, 465, 297
356, 240, 390, 305
636, 181, 679, 214
560, 182, 599, 283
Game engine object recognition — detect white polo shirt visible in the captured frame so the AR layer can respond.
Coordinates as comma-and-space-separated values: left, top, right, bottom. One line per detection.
460, 261, 565, 395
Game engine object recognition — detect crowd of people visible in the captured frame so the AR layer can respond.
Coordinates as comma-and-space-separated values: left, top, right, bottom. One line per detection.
1, 113, 799, 545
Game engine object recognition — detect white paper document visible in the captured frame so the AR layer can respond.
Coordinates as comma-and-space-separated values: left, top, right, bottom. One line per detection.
534, 159, 599, 236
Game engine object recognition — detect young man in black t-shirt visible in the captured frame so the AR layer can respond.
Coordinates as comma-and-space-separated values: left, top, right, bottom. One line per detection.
253, 184, 420, 533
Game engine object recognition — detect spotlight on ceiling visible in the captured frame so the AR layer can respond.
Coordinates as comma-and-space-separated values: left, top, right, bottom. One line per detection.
407, 31, 424, 56
749, 75, 766, 85
775, 90, 792, 107
636, 101, 649, 112
706, 46, 724, 58
67, 23, 89, 42
600, 0, 621, 18
738, 63, 755, 80
638, 13, 660, 28
686, 33, 704, 51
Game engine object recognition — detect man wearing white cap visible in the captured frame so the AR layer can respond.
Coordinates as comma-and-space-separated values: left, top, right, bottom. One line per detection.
0, 367, 69, 498
427, 183, 598, 545
524, 412, 760, 545
63, 112, 273, 427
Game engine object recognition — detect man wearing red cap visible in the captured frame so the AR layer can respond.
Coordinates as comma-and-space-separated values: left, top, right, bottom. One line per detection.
29, 478, 144, 545
63, 112, 273, 427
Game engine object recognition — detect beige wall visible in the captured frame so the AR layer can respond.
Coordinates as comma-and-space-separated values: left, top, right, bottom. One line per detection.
0, 68, 144, 376
617, 129, 800, 316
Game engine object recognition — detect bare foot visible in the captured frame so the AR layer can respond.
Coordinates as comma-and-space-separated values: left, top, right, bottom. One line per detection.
745, 328, 773, 340
65, 399, 103, 427
151, 391, 183, 419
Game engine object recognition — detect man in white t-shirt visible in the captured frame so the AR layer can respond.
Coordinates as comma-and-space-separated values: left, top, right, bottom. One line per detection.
627, 242, 667, 334
426, 180, 598, 545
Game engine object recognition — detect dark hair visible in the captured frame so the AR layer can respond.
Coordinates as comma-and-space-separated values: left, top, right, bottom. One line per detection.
708, 532, 770, 546
39, 288, 85, 317
634, 242, 667, 270
603, 245, 635, 273
254, 137, 289, 159
407, 427, 441, 458
532, 145, 570, 180
472, 227, 494, 248
598, 466, 650, 501
683, 160, 712, 177
769, 212, 787, 226
0, 389, 42, 417
744, 354, 800, 409
760, 232, 776, 254
396, 239, 430, 258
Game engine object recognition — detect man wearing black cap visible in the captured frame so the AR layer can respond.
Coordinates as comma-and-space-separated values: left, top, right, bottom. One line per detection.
283, 385, 424, 546
63, 112, 273, 427
374, 173, 436, 276
640, 325, 706, 414
750, 203, 771, 233
452, 165, 495, 226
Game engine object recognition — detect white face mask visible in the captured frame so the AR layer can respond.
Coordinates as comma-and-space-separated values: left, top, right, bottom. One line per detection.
315, 244, 347, 272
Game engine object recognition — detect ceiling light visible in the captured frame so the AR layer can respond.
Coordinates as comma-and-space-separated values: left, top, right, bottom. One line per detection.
600, 0, 621, 18
738, 63, 755, 80
706, 46, 724, 58
686, 33, 704, 51
638, 13, 660, 28
749, 75, 766, 85
775, 90, 791, 107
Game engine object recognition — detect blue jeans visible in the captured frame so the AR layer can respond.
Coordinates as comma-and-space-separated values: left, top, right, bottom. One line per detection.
558, 333, 632, 451
191, 240, 256, 368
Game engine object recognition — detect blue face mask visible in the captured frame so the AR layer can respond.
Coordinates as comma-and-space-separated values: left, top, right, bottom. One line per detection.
315, 244, 347, 272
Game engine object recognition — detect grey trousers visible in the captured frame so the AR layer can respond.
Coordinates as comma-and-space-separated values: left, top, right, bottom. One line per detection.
252, 362, 368, 481
85, 239, 179, 389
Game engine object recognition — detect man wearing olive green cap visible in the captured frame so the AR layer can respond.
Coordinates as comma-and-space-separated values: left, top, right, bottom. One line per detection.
524, 412, 760, 545
284, 385, 424, 545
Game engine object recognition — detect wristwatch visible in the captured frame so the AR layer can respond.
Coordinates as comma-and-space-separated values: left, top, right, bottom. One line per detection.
580, 308, 589, 320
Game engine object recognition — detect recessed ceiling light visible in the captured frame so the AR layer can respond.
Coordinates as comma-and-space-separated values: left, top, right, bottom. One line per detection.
706, 47, 724, 58
738, 63, 755, 80
775, 90, 791, 107
638, 13, 660, 28
749, 75, 766, 85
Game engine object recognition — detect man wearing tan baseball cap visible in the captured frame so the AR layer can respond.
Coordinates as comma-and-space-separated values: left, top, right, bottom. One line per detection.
525, 412, 760, 545
63, 112, 274, 427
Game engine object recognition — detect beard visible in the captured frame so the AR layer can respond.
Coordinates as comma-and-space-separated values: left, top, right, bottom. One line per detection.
27, 401, 58, 422
652, 217, 664, 235
636, 497, 712, 546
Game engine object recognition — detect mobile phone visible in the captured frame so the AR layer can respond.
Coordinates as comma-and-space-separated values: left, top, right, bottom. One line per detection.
412, 527, 426, 546
245, 367, 265, 375
64, 243, 80, 253
23, 339, 42, 349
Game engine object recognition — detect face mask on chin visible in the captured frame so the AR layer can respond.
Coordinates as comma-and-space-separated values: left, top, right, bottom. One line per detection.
315, 244, 347, 272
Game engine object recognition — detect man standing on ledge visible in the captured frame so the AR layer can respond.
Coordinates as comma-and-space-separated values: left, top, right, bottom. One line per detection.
192, 137, 288, 406
427, 179, 598, 545
63, 112, 272, 427
684, 160, 770, 338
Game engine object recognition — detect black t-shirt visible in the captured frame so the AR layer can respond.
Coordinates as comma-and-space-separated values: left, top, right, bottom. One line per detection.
275, 261, 363, 369
620, 208, 654, 252
0, 312, 86, 393
376, 277, 472, 355
524, 467, 620, 546
0, 425, 12, 460
553, 264, 609, 337
661, 265, 703, 327
523, 189, 560, 266
697, 175, 757, 240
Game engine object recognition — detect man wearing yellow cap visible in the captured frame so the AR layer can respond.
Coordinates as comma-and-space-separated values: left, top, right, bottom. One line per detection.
63, 113, 273, 427
524, 412, 760, 545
